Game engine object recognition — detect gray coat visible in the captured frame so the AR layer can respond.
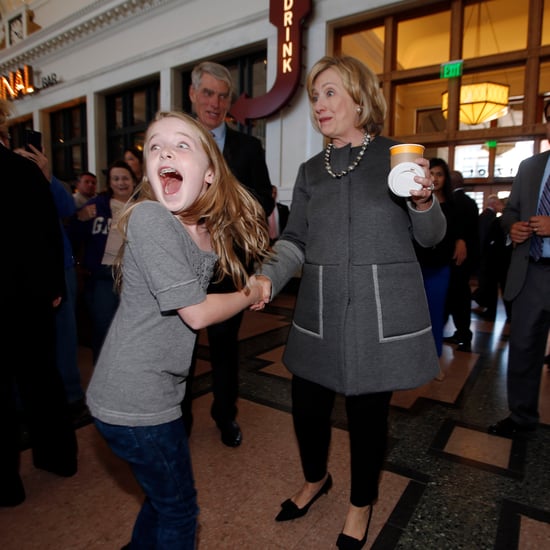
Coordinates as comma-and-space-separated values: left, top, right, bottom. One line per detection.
260, 136, 446, 395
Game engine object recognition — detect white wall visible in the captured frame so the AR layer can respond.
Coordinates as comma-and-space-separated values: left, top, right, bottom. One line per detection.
2, 0, 405, 200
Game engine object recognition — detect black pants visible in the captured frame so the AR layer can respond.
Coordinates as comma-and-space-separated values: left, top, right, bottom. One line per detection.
292, 375, 391, 507
181, 311, 243, 434
0, 299, 77, 496
445, 262, 473, 341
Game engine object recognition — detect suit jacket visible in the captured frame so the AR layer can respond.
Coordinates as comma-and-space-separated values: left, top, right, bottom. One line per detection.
502, 150, 550, 301
478, 207, 497, 252
453, 188, 480, 271
208, 125, 274, 293
223, 125, 274, 216
0, 144, 65, 305
276, 202, 290, 235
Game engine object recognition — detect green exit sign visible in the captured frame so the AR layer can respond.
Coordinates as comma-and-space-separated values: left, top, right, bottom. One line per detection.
440, 60, 463, 79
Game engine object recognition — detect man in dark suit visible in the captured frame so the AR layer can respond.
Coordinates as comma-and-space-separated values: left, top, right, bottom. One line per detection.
268, 184, 290, 244
488, 101, 550, 438
443, 170, 479, 352
182, 61, 274, 446
473, 195, 507, 320
0, 101, 78, 507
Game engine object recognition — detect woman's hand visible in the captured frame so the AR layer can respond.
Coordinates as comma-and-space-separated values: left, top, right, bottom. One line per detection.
15, 145, 51, 181
248, 274, 272, 311
409, 157, 434, 211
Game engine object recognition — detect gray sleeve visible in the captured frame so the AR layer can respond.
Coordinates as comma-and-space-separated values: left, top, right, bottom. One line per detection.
407, 197, 447, 248
128, 202, 207, 312
257, 239, 304, 299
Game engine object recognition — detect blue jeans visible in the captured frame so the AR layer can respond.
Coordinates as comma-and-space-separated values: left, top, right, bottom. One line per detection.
421, 265, 451, 357
94, 418, 198, 549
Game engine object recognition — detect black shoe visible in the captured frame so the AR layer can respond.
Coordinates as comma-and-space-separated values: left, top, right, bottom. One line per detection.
488, 417, 536, 439
275, 474, 332, 522
218, 421, 242, 447
0, 476, 26, 507
456, 341, 471, 352
33, 456, 77, 477
336, 505, 372, 549
443, 334, 460, 345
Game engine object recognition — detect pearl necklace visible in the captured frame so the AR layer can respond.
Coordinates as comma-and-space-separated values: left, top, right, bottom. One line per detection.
324, 133, 371, 179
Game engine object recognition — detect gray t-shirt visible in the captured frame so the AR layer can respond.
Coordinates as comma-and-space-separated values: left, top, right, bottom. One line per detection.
86, 200, 217, 426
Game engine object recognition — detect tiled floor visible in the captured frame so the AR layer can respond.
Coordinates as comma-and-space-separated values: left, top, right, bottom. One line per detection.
1, 287, 549, 549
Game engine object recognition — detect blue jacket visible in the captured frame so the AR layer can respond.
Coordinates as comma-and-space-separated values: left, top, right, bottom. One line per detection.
50, 176, 76, 269
69, 192, 114, 274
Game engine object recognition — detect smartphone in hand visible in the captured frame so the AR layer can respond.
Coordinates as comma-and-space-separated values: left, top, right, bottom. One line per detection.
25, 129, 42, 152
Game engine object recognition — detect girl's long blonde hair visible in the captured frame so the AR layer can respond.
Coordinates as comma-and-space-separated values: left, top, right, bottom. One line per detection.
114, 111, 271, 291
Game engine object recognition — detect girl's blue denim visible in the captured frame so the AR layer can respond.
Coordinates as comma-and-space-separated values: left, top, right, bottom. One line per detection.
94, 417, 198, 549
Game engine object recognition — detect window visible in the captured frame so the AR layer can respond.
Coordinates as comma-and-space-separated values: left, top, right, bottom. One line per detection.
51, 103, 87, 183
396, 10, 450, 70
334, 0, 548, 189
106, 82, 159, 165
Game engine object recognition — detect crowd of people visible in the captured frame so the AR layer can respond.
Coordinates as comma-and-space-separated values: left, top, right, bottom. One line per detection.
1, 55, 548, 550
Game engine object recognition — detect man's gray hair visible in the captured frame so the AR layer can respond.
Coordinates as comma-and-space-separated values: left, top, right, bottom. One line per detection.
191, 61, 234, 102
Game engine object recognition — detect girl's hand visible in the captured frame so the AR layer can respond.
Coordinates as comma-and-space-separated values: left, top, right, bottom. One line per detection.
247, 274, 271, 310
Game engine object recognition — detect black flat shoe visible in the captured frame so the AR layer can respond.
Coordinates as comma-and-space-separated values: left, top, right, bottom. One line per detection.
218, 421, 242, 447
336, 505, 372, 550
275, 473, 332, 521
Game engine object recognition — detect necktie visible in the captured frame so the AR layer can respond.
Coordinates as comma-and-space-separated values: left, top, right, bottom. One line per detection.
530, 173, 550, 261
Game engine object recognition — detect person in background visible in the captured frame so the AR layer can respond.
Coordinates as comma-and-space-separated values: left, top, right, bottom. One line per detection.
473, 194, 508, 321
0, 100, 77, 507
73, 171, 98, 209
16, 145, 88, 425
415, 158, 459, 359
70, 160, 138, 363
488, 101, 550, 438
124, 146, 144, 182
442, 169, 479, 352
268, 184, 290, 244
182, 60, 274, 446
87, 111, 270, 548
254, 56, 445, 549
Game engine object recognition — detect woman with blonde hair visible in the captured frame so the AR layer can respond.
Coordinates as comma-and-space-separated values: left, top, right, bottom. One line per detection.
255, 56, 445, 549
87, 111, 270, 548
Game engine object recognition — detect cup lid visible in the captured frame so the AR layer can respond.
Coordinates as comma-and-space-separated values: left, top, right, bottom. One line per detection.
388, 162, 424, 197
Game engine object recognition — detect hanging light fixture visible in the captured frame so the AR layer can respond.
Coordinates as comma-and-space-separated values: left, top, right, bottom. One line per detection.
441, 0, 509, 126
441, 82, 509, 125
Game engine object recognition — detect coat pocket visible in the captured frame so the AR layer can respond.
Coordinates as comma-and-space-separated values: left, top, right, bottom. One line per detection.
292, 263, 323, 338
372, 262, 432, 341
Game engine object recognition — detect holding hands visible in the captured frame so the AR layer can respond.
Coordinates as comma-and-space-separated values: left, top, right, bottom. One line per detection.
247, 274, 272, 311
